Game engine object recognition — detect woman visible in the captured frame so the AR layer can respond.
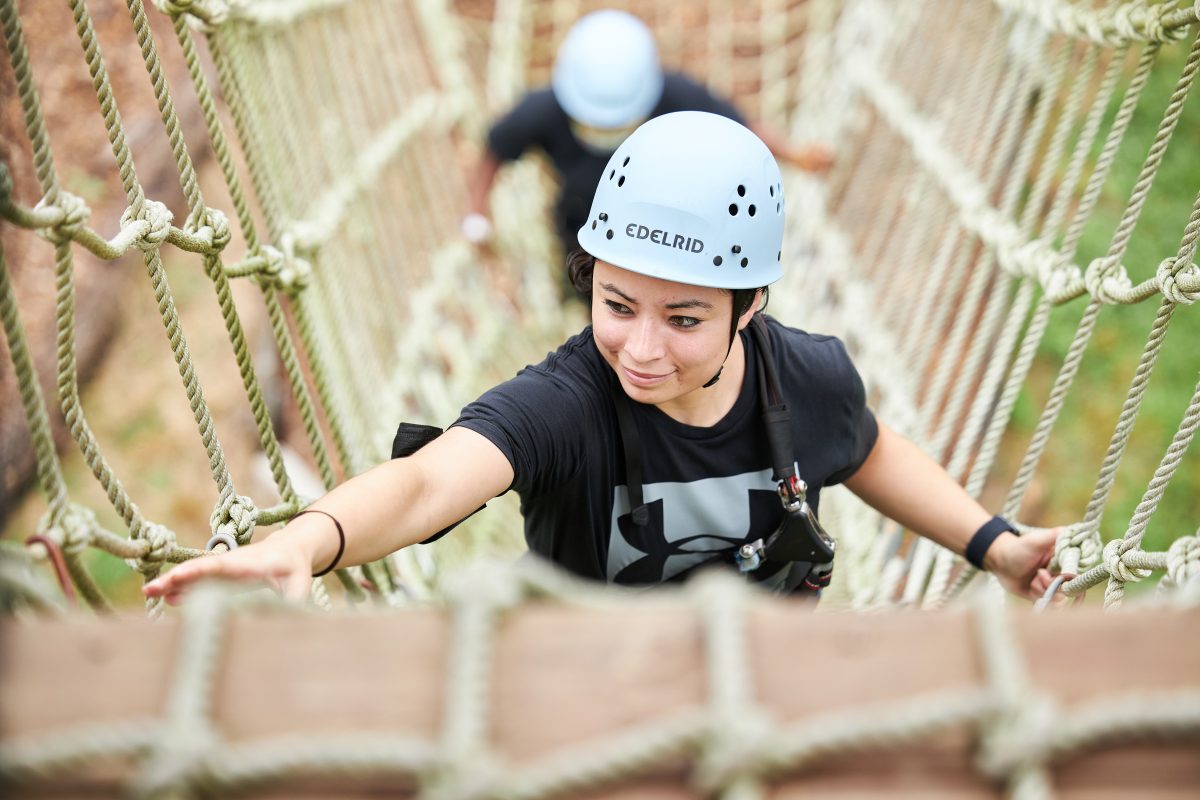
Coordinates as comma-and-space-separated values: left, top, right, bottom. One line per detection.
146, 112, 1059, 605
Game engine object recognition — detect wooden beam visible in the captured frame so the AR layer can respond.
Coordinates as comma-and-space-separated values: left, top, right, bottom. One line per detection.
1, 601, 1197, 798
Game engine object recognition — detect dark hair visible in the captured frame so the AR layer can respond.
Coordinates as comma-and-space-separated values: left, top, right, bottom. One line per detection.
567, 248, 768, 320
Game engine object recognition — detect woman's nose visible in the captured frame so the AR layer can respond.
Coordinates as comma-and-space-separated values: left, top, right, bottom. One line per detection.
623, 316, 665, 363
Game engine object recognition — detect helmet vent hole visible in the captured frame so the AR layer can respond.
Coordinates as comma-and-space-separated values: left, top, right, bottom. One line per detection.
609, 169, 615, 180
606, 230, 614, 240
618, 175, 625, 187
740, 257, 749, 268
732, 245, 741, 254
728, 203, 738, 216
599, 212, 608, 221
591, 221, 597, 230
737, 185, 746, 197
776, 203, 781, 214
713, 256, 723, 266
769, 185, 774, 197
623, 156, 630, 167
777, 251, 781, 261
748, 205, 756, 217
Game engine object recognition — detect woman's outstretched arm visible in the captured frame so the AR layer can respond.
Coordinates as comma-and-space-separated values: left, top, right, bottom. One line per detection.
844, 421, 1060, 600
144, 427, 514, 604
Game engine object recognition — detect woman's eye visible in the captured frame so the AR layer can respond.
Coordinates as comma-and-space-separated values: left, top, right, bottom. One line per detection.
670, 316, 701, 329
604, 299, 632, 315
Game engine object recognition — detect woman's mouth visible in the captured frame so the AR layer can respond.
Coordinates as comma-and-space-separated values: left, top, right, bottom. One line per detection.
622, 366, 671, 388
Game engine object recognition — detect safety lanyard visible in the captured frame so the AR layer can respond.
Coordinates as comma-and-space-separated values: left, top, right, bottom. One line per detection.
748, 314, 804, 501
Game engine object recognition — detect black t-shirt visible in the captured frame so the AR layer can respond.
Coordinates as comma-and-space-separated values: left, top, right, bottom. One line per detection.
486, 72, 745, 246
452, 316, 878, 585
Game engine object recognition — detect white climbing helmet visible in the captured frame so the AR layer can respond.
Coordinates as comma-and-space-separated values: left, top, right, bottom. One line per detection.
577, 111, 786, 289
552, 10, 664, 129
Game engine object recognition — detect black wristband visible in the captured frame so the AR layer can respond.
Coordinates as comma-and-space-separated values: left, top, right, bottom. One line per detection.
965, 515, 1018, 571
293, 509, 346, 578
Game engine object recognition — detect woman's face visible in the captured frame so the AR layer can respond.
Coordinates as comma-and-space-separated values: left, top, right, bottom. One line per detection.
592, 259, 747, 408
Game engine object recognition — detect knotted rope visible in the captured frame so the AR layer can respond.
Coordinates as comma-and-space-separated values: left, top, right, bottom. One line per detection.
120, 199, 174, 252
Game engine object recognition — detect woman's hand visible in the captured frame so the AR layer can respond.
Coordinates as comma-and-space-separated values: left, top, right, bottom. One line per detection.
790, 142, 835, 174
985, 527, 1066, 601
143, 533, 318, 606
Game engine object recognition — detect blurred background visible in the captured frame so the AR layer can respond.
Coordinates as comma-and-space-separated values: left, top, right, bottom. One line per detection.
2, 0, 1198, 609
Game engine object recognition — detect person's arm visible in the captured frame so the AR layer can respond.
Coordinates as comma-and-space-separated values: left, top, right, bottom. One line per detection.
843, 421, 1059, 600
747, 120, 834, 174
143, 427, 515, 604
462, 151, 502, 243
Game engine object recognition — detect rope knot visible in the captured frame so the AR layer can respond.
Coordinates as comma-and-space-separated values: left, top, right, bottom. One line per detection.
258, 244, 312, 293
1127, 0, 1185, 43
37, 503, 98, 556
35, 191, 90, 246
1112, 3, 1145, 42
1164, 535, 1200, 589
187, 206, 231, 255
1050, 524, 1102, 573
422, 753, 499, 800
1156, 256, 1200, 305
1024, 239, 1066, 284
129, 522, 178, 579
153, 0, 230, 30
694, 711, 772, 793
133, 737, 218, 800
991, 226, 1026, 278
1084, 254, 1131, 304
210, 493, 258, 546
1042, 262, 1081, 302
978, 694, 1058, 779
1102, 538, 1151, 584
120, 199, 173, 252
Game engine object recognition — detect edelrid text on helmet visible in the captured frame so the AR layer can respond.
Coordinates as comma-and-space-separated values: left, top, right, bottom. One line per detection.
624, 223, 705, 254
577, 111, 786, 290
552, 10, 665, 129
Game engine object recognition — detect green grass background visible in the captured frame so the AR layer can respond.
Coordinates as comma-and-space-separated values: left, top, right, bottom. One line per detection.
1005, 39, 1200, 588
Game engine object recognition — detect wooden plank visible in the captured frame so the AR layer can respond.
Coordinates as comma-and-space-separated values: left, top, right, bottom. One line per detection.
1, 602, 1197, 799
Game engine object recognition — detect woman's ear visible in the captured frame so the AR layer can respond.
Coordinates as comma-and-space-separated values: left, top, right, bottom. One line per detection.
735, 289, 763, 331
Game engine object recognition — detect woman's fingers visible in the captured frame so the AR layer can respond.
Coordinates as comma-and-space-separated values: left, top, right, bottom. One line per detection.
279, 573, 314, 604
144, 557, 215, 597
143, 542, 297, 602
1031, 567, 1054, 598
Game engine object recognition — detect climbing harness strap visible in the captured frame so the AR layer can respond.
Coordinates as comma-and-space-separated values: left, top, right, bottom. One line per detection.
740, 314, 837, 592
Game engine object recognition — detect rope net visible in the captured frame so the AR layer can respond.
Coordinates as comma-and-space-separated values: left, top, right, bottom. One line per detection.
1, 0, 1199, 615
3, 567, 1199, 799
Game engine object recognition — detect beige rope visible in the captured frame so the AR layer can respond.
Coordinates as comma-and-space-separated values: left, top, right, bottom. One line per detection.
2, 567, 1197, 797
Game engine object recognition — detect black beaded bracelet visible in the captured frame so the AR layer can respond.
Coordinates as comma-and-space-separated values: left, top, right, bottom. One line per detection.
293, 509, 346, 578
965, 515, 1018, 571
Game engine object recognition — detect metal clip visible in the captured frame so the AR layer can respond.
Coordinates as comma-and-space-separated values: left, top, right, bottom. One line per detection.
777, 464, 807, 511
736, 539, 765, 572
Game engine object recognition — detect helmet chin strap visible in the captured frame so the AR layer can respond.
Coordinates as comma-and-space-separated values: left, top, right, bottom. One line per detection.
702, 299, 745, 388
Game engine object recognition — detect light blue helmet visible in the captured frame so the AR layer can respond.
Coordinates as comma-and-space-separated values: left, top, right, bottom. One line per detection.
577, 111, 786, 289
552, 10, 664, 129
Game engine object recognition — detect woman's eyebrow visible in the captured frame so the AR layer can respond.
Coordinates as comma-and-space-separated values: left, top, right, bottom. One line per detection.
665, 299, 714, 311
599, 282, 636, 303
599, 282, 712, 311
